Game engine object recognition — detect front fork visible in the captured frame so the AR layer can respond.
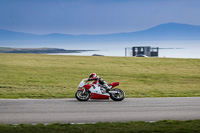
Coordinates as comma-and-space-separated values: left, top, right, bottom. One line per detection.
83, 88, 90, 95
83, 88, 86, 94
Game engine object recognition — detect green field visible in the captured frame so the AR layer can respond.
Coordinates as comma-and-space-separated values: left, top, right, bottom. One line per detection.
0, 120, 200, 133
0, 53, 200, 98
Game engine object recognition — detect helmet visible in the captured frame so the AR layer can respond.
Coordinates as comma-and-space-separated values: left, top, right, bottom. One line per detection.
89, 73, 97, 79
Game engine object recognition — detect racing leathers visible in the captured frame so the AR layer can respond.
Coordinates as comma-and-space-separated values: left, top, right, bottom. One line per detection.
88, 76, 112, 91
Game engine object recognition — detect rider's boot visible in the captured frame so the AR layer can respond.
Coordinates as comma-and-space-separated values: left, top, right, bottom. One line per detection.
103, 84, 112, 93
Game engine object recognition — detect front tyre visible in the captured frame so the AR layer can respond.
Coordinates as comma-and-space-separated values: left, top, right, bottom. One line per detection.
110, 88, 125, 101
75, 90, 90, 101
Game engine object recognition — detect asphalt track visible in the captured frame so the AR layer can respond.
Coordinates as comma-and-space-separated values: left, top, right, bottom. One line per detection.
0, 97, 200, 124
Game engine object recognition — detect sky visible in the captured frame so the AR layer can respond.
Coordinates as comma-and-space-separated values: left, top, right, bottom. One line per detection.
0, 0, 200, 35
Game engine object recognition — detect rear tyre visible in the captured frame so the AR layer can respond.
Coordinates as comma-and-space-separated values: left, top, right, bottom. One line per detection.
75, 90, 90, 101
109, 88, 125, 101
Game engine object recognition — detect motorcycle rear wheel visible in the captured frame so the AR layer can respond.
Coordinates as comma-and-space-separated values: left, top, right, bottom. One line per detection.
75, 90, 90, 101
109, 88, 125, 101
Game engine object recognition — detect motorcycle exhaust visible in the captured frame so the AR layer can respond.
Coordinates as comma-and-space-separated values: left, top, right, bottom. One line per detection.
108, 91, 119, 94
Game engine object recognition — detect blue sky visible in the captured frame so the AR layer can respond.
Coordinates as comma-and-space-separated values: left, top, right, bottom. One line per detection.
0, 0, 200, 35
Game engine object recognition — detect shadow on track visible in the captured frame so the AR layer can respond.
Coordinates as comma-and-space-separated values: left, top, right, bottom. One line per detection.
67, 99, 118, 102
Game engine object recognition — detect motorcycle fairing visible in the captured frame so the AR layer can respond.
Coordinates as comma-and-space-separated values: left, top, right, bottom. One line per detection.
83, 84, 92, 90
85, 84, 110, 99
90, 93, 109, 99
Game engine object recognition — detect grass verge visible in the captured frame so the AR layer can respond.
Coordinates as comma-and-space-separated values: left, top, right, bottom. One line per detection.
0, 120, 200, 133
0, 53, 200, 98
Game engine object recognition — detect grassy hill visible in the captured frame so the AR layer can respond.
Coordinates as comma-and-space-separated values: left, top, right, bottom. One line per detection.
0, 53, 199, 98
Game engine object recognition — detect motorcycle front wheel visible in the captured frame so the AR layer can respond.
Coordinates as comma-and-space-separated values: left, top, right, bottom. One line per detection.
75, 90, 90, 101
109, 88, 125, 101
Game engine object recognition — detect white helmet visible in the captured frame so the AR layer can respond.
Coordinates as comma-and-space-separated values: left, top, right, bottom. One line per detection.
89, 73, 97, 79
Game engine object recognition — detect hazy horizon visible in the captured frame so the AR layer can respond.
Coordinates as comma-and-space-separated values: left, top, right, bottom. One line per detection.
1, 0, 200, 58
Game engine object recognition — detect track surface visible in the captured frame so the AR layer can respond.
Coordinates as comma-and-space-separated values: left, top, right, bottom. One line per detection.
0, 97, 200, 124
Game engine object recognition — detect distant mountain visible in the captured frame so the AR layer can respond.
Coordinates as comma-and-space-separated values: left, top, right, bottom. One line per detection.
129, 22, 200, 40
0, 29, 40, 40
0, 23, 200, 42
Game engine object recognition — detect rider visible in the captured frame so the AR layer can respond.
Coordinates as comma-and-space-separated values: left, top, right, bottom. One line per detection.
88, 73, 112, 92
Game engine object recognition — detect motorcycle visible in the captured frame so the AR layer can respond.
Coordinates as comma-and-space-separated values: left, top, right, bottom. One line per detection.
75, 78, 125, 101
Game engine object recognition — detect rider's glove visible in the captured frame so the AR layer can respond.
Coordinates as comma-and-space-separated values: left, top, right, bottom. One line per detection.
87, 78, 92, 81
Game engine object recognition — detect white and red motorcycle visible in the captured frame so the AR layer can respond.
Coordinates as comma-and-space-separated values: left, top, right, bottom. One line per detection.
75, 78, 125, 101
